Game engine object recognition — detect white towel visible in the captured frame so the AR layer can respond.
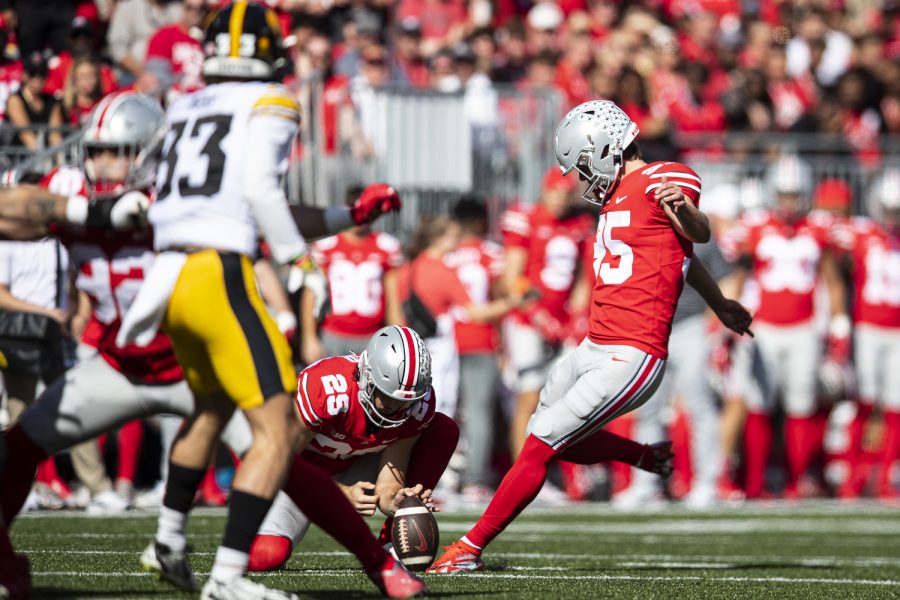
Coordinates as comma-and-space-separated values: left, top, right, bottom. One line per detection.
116, 251, 187, 348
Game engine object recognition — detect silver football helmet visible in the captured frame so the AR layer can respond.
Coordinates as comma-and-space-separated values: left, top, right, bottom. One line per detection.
765, 154, 814, 206
866, 167, 900, 220
358, 326, 432, 428
80, 92, 167, 197
554, 100, 640, 206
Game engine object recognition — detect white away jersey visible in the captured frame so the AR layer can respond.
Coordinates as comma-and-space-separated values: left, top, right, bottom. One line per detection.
149, 81, 301, 256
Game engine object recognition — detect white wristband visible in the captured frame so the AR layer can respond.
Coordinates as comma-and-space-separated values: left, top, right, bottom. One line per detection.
65, 194, 89, 225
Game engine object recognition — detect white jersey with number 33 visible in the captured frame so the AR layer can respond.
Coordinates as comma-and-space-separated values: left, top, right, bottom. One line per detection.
149, 81, 303, 260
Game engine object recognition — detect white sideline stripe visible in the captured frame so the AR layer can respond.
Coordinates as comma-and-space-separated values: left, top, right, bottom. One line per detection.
23, 549, 900, 568
436, 519, 900, 535
31, 571, 900, 587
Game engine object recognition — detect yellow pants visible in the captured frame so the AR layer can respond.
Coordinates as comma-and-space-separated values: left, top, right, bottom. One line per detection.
163, 250, 296, 410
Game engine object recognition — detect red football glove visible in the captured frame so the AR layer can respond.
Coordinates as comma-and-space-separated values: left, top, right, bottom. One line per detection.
350, 183, 401, 225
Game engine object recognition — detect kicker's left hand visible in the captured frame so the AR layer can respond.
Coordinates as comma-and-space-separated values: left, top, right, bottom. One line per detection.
715, 298, 754, 337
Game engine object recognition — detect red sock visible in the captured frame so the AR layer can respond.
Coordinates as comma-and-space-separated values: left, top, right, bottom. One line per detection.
283, 455, 388, 573
464, 435, 556, 551
557, 428, 645, 465
377, 518, 393, 545
878, 411, 900, 494
1, 426, 46, 524
116, 420, 143, 484
785, 416, 816, 489
743, 412, 771, 499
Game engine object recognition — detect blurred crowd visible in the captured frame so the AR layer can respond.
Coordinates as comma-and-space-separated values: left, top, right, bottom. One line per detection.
0, 0, 897, 158
0, 0, 898, 514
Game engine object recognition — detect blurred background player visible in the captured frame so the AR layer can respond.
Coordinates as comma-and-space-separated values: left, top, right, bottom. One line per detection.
248, 325, 459, 573
732, 154, 850, 500
442, 195, 504, 501
736, 154, 850, 498
301, 185, 404, 363
429, 100, 753, 573
501, 167, 594, 466
835, 168, 900, 499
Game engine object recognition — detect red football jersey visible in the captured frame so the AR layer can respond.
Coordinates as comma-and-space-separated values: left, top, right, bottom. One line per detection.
145, 24, 205, 97
312, 232, 403, 337
588, 161, 701, 359
294, 355, 436, 475
736, 209, 832, 325
42, 167, 182, 384
443, 238, 503, 354
841, 217, 900, 328
501, 203, 594, 323
0, 61, 21, 122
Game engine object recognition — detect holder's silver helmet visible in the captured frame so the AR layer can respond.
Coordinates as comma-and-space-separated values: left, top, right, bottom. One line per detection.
358, 326, 432, 428
554, 100, 639, 206
866, 167, 900, 220
80, 92, 166, 198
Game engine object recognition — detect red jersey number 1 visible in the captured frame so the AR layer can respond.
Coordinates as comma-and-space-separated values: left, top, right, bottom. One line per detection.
594, 211, 633, 285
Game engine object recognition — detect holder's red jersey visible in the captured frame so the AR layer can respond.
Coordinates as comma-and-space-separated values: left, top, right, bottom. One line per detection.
837, 217, 900, 328
443, 238, 503, 354
736, 209, 832, 325
42, 166, 182, 383
294, 355, 436, 475
501, 203, 594, 324
312, 232, 403, 337
588, 161, 701, 359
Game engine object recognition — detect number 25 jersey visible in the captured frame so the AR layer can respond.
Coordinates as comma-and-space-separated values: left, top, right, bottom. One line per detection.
295, 355, 436, 475
149, 81, 301, 256
588, 161, 701, 359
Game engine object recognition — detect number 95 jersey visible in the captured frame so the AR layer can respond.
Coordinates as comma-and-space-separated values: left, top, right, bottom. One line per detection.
294, 355, 436, 475
588, 161, 701, 359
149, 81, 300, 256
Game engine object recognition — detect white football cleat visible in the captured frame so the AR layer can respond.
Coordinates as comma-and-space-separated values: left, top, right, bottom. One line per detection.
683, 483, 718, 510
200, 577, 299, 600
134, 481, 165, 510
612, 484, 666, 510
86, 489, 130, 515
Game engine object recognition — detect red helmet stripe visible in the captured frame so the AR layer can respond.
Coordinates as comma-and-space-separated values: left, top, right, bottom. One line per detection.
398, 326, 418, 390
93, 92, 122, 138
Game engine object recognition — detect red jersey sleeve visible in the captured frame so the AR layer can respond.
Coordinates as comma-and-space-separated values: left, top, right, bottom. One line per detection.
501, 205, 531, 249
295, 362, 329, 432
643, 162, 703, 207
311, 236, 338, 270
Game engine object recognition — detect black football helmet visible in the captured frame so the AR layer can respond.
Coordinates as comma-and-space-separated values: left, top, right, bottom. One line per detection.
202, 1, 287, 81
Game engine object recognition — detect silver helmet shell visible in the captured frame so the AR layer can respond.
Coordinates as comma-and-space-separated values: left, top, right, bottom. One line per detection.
764, 153, 814, 208
866, 167, 900, 220
80, 92, 167, 197
358, 326, 432, 428
554, 100, 639, 206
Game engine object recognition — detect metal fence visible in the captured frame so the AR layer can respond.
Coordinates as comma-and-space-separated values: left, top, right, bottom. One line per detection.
2, 90, 898, 234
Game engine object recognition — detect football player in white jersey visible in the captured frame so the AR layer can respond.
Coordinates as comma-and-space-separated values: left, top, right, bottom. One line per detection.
119, 3, 418, 600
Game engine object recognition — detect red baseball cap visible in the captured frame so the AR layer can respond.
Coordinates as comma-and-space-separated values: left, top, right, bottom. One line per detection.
543, 167, 577, 192
814, 178, 851, 211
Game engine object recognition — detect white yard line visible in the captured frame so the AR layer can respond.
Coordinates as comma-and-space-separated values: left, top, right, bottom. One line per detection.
30, 570, 900, 587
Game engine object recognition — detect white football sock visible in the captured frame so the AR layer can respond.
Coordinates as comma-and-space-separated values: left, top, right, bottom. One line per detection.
210, 546, 249, 583
156, 506, 187, 553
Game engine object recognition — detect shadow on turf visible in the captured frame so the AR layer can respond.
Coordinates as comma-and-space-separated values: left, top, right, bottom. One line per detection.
296, 591, 487, 599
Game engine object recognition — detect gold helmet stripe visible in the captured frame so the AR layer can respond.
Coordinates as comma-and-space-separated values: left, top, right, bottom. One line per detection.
229, 0, 249, 58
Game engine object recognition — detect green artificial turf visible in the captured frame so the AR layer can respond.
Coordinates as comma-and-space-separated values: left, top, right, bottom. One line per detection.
12, 501, 900, 599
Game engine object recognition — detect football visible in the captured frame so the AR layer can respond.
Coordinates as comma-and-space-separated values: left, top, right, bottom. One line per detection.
390, 495, 440, 572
